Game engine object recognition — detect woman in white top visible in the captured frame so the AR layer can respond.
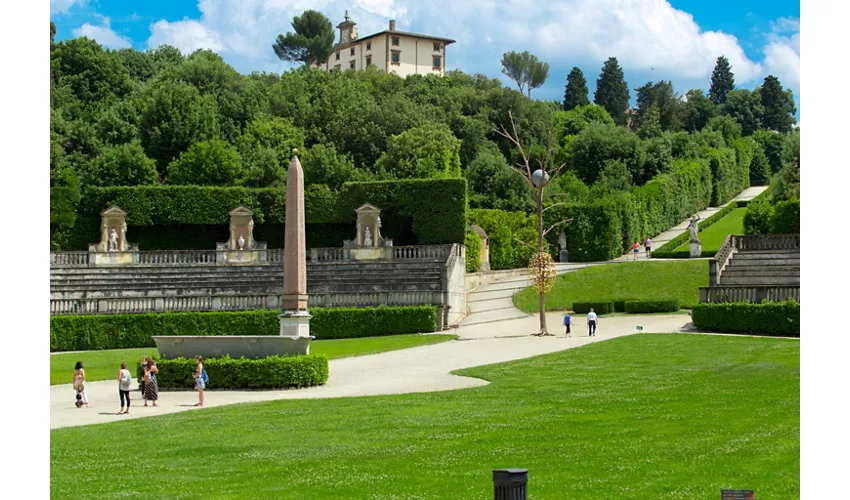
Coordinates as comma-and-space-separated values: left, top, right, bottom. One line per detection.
118, 362, 132, 414
73, 361, 89, 408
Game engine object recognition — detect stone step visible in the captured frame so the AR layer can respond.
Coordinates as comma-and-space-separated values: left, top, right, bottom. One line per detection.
467, 297, 515, 313
51, 272, 441, 284
460, 308, 529, 326
720, 276, 800, 285
727, 258, 800, 267
734, 251, 799, 259
468, 289, 520, 302
723, 265, 800, 274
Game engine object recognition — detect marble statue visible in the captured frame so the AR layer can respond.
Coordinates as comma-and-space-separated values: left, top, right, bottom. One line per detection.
558, 230, 567, 252
237, 234, 245, 250
364, 227, 373, 247
688, 215, 701, 242
108, 229, 119, 252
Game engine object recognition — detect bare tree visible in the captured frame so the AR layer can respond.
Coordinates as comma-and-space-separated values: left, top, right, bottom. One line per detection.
495, 111, 571, 336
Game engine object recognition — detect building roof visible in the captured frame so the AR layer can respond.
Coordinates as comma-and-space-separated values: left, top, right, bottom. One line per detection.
334, 29, 456, 51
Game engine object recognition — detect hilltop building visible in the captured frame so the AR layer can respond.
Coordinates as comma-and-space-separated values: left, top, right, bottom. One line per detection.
314, 11, 456, 77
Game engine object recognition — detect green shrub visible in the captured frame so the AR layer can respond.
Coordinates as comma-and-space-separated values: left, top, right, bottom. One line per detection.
624, 299, 680, 313
50, 306, 438, 352
771, 199, 800, 234
743, 200, 774, 235
465, 231, 481, 273
468, 208, 540, 269
613, 299, 635, 313
151, 354, 329, 389
691, 300, 800, 336
571, 302, 615, 314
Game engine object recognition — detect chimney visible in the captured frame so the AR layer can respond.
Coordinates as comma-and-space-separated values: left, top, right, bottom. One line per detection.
389, 20, 396, 31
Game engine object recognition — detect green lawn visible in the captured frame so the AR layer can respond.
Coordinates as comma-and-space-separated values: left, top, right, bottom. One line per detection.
674, 207, 747, 253
50, 334, 800, 498
50, 334, 457, 385
513, 260, 708, 313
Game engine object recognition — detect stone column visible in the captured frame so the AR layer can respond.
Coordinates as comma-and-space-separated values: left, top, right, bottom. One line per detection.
279, 152, 312, 343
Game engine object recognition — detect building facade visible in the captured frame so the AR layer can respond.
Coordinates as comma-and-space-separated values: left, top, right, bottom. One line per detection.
314, 12, 455, 78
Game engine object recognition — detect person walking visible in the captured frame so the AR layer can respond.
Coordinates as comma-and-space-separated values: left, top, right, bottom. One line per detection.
632, 241, 640, 261
194, 356, 205, 407
644, 237, 652, 258
563, 313, 572, 337
118, 362, 132, 414
140, 357, 149, 406
73, 361, 89, 408
587, 308, 598, 337
143, 359, 159, 407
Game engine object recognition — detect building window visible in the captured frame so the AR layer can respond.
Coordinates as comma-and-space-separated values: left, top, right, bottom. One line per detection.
335, 52, 340, 61
433, 43, 441, 52
349, 61, 355, 69
433, 56, 442, 69
391, 51, 400, 65
366, 42, 371, 51
392, 36, 400, 46
366, 56, 372, 66
350, 48, 355, 56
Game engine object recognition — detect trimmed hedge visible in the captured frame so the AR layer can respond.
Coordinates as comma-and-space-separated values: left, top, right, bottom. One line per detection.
624, 299, 680, 313
150, 354, 329, 389
52, 178, 467, 249
465, 231, 481, 273
571, 302, 615, 314
468, 208, 540, 270
691, 300, 800, 336
771, 199, 800, 234
50, 306, 438, 352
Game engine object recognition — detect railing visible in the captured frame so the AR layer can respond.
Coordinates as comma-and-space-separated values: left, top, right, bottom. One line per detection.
310, 247, 344, 262
699, 286, 800, 303
709, 235, 737, 287
734, 234, 800, 251
267, 249, 284, 263
50, 252, 89, 267
50, 291, 444, 315
393, 245, 453, 260
137, 250, 217, 265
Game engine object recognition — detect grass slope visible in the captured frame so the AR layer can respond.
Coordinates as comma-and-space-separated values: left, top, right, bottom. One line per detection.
51, 334, 457, 385
673, 207, 746, 253
513, 260, 707, 313
50, 334, 800, 499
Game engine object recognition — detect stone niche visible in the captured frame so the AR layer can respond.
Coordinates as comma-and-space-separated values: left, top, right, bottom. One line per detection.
216, 206, 267, 264
343, 203, 393, 261
470, 224, 490, 271
89, 206, 138, 265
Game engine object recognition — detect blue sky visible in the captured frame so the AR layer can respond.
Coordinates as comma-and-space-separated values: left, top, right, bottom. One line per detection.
51, 0, 800, 117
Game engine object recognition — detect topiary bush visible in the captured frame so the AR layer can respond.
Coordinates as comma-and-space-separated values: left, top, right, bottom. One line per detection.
624, 299, 680, 313
743, 200, 775, 235
50, 306, 438, 352
571, 302, 615, 314
151, 354, 329, 389
691, 300, 799, 336
465, 231, 481, 273
771, 199, 800, 234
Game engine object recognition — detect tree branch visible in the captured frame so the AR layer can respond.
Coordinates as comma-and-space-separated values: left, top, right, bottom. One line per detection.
512, 236, 537, 250
542, 218, 572, 237
542, 202, 570, 213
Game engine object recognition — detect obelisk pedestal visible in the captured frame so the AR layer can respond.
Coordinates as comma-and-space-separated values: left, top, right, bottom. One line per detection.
279, 152, 313, 350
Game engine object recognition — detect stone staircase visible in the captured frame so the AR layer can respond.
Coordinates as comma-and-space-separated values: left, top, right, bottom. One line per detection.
719, 249, 800, 286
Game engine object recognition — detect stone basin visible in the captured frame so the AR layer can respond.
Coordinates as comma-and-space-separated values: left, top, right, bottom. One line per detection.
152, 335, 312, 360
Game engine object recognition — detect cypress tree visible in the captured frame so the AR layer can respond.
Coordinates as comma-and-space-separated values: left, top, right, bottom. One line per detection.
709, 56, 735, 105
563, 67, 590, 111
594, 57, 630, 126
760, 75, 797, 133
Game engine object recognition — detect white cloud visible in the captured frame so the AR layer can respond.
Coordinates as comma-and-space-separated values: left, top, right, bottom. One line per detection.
763, 17, 800, 93
72, 17, 133, 49
51, 0, 86, 15
148, 19, 224, 54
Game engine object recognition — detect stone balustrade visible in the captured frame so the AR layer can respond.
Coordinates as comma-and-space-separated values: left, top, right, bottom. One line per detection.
50, 251, 90, 267
734, 234, 799, 251
137, 250, 218, 265
392, 245, 453, 260
698, 286, 800, 303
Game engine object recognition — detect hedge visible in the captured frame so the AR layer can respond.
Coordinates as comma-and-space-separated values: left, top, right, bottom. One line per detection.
50, 306, 438, 352
149, 354, 329, 389
468, 208, 540, 270
771, 199, 800, 234
691, 300, 800, 336
624, 299, 680, 313
571, 302, 615, 314
465, 231, 481, 273
52, 178, 467, 250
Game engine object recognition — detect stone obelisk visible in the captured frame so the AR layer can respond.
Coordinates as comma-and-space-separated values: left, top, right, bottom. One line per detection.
279, 150, 312, 346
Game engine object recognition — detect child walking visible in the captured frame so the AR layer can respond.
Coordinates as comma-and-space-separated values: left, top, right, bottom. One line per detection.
118, 362, 132, 414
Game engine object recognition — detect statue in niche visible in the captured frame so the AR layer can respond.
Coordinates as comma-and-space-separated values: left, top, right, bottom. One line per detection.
688, 215, 701, 243
558, 231, 567, 253
237, 234, 245, 250
364, 227, 373, 247
108, 229, 119, 252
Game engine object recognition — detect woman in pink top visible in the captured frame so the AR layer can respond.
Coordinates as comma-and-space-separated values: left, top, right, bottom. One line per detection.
632, 241, 640, 261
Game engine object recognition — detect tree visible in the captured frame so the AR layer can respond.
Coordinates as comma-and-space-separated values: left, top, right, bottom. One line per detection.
166, 139, 243, 186
500, 51, 549, 97
139, 80, 220, 171
50, 37, 133, 104
681, 89, 717, 132
704, 115, 742, 146
563, 67, 590, 111
634, 80, 681, 132
554, 104, 614, 138
373, 122, 462, 179
749, 143, 771, 186
752, 130, 785, 173
570, 122, 645, 185
465, 141, 532, 211
721, 89, 763, 136
636, 106, 662, 139
773, 129, 800, 202
50, 21, 56, 43
709, 56, 735, 105
273, 10, 335, 66
84, 142, 159, 187
237, 115, 305, 167
594, 57, 630, 126
300, 143, 363, 190
760, 75, 797, 133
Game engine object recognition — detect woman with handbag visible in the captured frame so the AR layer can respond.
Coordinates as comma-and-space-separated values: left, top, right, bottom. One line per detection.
73, 361, 89, 408
144, 359, 159, 406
